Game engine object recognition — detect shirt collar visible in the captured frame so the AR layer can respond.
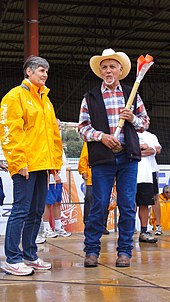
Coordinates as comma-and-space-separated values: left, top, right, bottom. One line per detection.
22, 79, 49, 95
101, 81, 122, 93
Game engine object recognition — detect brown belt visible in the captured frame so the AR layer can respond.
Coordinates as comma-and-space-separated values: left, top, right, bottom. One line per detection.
121, 145, 126, 151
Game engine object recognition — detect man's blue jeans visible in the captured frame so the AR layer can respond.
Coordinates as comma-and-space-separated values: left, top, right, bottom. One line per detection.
84, 151, 138, 259
5, 170, 48, 264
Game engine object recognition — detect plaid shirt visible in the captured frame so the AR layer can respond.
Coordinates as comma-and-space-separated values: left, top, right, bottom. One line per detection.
78, 82, 148, 145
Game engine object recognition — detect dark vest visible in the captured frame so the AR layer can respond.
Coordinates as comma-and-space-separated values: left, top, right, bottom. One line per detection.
84, 83, 141, 166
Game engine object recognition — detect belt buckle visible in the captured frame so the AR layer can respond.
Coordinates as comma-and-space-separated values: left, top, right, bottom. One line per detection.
112, 145, 123, 153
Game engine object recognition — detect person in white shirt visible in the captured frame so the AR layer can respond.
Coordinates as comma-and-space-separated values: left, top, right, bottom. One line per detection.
136, 131, 158, 243
149, 132, 162, 235
142, 117, 162, 235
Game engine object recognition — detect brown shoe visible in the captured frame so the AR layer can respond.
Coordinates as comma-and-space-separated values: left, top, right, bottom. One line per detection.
84, 255, 98, 267
116, 255, 130, 267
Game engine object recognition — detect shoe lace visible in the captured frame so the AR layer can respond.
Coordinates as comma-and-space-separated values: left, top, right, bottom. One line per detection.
36, 258, 43, 265
145, 232, 154, 239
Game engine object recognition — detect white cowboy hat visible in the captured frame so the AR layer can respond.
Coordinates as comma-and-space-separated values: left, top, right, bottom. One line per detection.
89, 48, 131, 80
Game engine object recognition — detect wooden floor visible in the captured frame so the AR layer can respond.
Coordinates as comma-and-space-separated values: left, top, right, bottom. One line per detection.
1, 231, 170, 302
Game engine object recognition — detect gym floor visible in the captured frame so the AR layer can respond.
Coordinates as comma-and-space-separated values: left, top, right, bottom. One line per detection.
0, 231, 170, 302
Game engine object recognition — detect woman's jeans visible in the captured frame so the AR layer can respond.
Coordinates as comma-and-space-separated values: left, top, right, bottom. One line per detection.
5, 170, 48, 264
84, 151, 138, 258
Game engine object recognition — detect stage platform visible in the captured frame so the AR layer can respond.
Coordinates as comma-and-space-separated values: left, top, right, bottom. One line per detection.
1, 231, 170, 302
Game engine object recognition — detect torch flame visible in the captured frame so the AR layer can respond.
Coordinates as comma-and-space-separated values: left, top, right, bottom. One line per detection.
137, 54, 154, 75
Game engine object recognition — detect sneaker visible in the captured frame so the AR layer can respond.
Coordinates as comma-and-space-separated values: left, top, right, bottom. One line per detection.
42, 228, 58, 238
155, 225, 163, 236
1, 261, 34, 276
24, 258, 51, 270
36, 235, 46, 244
134, 228, 138, 234
55, 226, 72, 237
139, 232, 158, 243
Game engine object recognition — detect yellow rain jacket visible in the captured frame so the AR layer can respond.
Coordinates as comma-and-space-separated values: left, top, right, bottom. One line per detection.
149, 201, 170, 230
0, 79, 62, 176
78, 142, 92, 186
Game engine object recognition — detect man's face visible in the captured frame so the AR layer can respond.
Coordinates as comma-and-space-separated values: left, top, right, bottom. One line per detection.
100, 59, 122, 86
163, 189, 170, 200
26, 66, 48, 88
145, 116, 150, 130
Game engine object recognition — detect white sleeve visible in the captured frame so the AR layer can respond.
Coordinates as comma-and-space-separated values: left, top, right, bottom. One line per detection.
151, 134, 162, 148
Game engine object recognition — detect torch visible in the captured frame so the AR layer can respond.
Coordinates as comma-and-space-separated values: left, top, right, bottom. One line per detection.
113, 54, 154, 152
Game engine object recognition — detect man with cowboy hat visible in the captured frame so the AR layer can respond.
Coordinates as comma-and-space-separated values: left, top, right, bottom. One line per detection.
78, 48, 149, 268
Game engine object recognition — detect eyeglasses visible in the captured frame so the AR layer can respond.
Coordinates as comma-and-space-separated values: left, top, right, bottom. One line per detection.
164, 191, 170, 194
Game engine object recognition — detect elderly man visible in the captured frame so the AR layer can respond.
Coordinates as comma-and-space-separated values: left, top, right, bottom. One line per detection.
78, 48, 149, 268
159, 185, 170, 201
0, 56, 62, 276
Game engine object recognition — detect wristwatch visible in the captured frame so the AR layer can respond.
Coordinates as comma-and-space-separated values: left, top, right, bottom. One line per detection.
98, 133, 103, 141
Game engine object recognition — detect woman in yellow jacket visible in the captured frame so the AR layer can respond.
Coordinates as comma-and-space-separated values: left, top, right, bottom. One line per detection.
78, 142, 110, 234
0, 56, 62, 276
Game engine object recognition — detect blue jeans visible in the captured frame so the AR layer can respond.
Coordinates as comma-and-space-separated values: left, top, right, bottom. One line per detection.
5, 171, 48, 264
84, 151, 138, 258
84, 185, 109, 227
84, 185, 93, 224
